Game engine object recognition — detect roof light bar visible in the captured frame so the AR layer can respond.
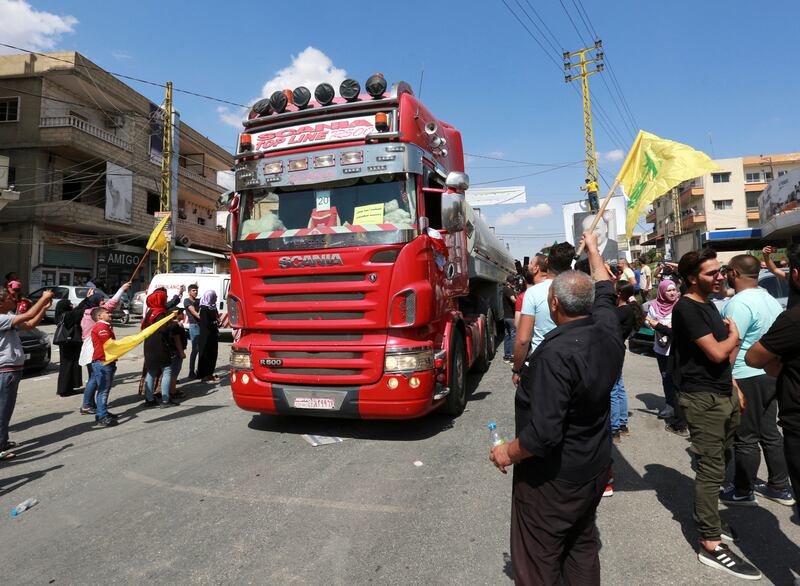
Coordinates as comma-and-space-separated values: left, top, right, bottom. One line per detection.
314, 83, 335, 106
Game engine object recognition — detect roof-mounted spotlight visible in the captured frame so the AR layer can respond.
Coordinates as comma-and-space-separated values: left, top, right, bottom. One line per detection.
314, 83, 335, 106
365, 74, 387, 99
292, 86, 311, 109
339, 79, 361, 102
251, 98, 272, 117
269, 90, 288, 113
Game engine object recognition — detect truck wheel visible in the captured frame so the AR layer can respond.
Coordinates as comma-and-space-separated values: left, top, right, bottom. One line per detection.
472, 310, 495, 373
443, 331, 467, 416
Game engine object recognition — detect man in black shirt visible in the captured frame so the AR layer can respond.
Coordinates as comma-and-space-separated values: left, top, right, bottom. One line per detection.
490, 230, 622, 585
747, 243, 800, 519
672, 249, 761, 580
502, 277, 517, 363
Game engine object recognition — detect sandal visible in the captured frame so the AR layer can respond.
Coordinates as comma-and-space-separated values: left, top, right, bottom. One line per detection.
0, 450, 16, 461
3, 440, 17, 449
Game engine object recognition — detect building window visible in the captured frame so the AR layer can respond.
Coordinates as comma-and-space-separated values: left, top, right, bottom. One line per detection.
713, 199, 733, 211
712, 172, 731, 183
0, 97, 19, 122
62, 179, 82, 201
764, 171, 773, 181
146, 191, 160, 215
196, 217, 206, 226
778, 170, 788, 177
746, 192, 760, 209
745, 172, 762, 183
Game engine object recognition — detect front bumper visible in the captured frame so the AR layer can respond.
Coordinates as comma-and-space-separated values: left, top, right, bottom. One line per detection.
231, 370, 439, 419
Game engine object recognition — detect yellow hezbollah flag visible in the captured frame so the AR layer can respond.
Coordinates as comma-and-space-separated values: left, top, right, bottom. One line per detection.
618, 130, 718, 238
146, 214, 170, 255
103, 311, 177, 364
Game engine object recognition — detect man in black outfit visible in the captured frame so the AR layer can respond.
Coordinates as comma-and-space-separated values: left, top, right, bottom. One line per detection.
490, 230, 622, 585
747, 243, 800, 519
671, 248, 761, 580
502, 276, 517, 363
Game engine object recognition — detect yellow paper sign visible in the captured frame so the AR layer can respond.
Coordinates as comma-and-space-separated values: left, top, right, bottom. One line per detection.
352, 203, 384, 225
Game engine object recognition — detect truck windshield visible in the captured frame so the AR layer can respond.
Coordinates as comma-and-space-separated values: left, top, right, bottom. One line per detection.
238, 174, 416, 240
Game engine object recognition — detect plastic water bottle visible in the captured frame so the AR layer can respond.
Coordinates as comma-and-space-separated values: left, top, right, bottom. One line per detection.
488, 423, 505, 447
10, 497, 38, 516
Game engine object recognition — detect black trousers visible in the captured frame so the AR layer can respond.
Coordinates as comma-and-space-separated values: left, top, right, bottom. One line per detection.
56, 343, 82, 396
733, 375, 790, 492
511, 472, 605, 586
785, 430, 800, 516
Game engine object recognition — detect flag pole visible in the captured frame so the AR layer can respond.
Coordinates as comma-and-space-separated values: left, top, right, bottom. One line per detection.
576, 178, 621, 256
129, 249, 151, 283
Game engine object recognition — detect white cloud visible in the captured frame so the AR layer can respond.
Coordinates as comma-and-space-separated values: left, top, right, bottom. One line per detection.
598, 149, 625, 163
496, 203, 553, 226
111, 50, 132, 60
0, 0, 77, 53
218, 47, 347, 128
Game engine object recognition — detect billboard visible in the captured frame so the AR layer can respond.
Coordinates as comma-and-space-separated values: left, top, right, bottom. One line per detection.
105, 162, 132, 224
562, 195, 628, 262
465, 186, 526, 206
759, 169, 800, 222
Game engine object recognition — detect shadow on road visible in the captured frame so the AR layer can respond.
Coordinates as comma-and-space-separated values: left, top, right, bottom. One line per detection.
642, 463, 800, 585
0, 464, 64, 495
10, 411, 72, 434
634, 392, 666, 415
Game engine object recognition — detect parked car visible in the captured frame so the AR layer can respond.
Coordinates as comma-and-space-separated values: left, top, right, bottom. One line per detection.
130, 290, 146, 317
627, 269, 788, 356
28, 286, 130, 324
21, 326, 51, 372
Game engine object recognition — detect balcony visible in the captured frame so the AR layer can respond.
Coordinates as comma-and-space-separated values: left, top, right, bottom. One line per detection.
747, 207, 760, 221
39, 116, 131, 155
175, 217, 226, 252
645, 207, 656, 224
681, 211, 706, 229
679, 185, 704, 205
178, 165, 227, 193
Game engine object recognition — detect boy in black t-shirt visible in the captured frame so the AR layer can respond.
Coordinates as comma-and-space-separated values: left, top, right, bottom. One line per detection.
747, 243, 800, 522
672, 249, 761, 580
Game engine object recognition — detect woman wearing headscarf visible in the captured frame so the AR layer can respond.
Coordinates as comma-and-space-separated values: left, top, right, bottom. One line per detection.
141, 287, 183, 407
645, 279, 688, 436
196, 290, 220, 382
54, 295, 91, 397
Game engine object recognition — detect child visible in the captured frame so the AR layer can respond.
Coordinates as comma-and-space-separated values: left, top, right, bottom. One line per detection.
89, 306, 119, 427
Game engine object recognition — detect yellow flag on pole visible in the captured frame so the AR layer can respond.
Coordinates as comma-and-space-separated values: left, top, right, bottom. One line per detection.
103, 311, 177, 365
618, 130, 718, 239
146, 214, 170, 255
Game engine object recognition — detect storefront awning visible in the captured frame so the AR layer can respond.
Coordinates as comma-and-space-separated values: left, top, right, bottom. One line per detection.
172, 246, 228, 260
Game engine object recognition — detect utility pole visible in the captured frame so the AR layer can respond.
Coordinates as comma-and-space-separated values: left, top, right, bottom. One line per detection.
564, 41, 604, 212
159, 81, 173, 273
671, 187, 682, 235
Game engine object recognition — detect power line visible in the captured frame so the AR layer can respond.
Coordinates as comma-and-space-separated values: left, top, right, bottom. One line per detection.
0, 43, 247, 108
471, 161, 582, 186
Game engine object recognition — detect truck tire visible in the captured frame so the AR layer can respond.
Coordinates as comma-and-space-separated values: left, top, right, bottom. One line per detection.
472, 309, 496, 373
443, 331, 467, 416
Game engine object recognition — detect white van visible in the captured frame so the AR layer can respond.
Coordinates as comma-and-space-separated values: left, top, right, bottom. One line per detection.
145, 273, 232, 334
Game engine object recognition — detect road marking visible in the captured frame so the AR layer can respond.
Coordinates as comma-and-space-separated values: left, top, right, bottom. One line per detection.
123, 470, 410, 514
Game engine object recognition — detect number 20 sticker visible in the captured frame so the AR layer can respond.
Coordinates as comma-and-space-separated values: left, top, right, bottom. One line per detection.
316, 191, 331, 211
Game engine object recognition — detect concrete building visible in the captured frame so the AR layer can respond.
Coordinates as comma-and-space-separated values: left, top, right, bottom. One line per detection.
0, 51, 232, 294
643, 152, 800, 259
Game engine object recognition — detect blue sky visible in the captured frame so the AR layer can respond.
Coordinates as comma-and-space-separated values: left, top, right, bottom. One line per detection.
3, 0, 799, 260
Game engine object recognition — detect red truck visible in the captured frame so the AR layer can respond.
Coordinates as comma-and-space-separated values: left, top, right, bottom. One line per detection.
223, 75, 515, 419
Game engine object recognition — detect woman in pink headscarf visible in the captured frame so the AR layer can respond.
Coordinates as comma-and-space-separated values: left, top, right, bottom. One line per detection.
645, 280, 687, 435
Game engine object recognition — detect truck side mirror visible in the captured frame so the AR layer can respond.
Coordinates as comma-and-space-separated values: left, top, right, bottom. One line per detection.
441, 191, 465, 233
445, 171, 469, 191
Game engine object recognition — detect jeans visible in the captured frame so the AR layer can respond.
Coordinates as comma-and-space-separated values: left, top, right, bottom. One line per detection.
91, 360, 116, 419
83, 363, 98, 409
145, 364, 173, 403
656, 353, 687, 429
503, 317, 516, 359
678, 391, 740, 541
171, 355, 183, 381
188, 324, 200, 376
732, 375, 790, 493
0, 370, 21, 448
610, 374, 628, 432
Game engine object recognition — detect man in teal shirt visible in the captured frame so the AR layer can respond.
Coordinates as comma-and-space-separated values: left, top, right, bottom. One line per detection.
720, 254, 794, 507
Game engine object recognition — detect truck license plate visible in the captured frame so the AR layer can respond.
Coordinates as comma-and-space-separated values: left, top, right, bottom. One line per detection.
293, 397, 336, 410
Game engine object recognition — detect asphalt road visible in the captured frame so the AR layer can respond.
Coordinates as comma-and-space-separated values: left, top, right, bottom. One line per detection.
1, 324, 799, 585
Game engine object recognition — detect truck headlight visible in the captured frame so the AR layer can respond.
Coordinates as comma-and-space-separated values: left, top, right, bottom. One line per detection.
384, 349, 433, 373
230, 350, 252, 370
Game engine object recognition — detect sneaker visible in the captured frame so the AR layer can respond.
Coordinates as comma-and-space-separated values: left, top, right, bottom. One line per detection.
159, 399, 180, 408
665, 423, 690, 438
603, 484, 613, 497
106, 412, 120, 419
142, 399, 159, 408
503, 358, 512, 365
754, 483, 796, 506
619, 425, 630, 437
697, 544, 762, 580
657, 405, 675, 419
95, 416, 118, 427
720, 486, 757, 507
720, 521, 738, 541
611, 431, 621, 444
79, 406, 96, 415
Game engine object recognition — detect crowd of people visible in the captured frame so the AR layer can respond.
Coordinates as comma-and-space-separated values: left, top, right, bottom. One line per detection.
0, 278, 222, 450
491, 232, 800, 583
